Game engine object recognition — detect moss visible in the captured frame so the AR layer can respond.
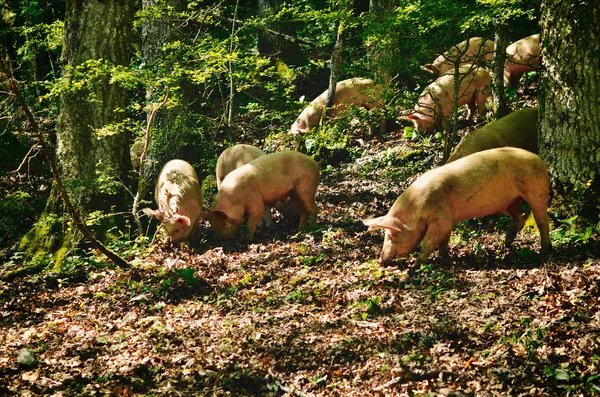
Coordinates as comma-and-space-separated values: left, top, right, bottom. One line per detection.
17, 182, 74, 273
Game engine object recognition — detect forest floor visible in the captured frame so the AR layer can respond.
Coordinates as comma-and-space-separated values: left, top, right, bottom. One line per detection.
2, 117, 600, 396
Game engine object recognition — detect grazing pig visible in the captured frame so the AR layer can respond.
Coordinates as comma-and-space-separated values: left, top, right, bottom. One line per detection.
215, 144, 299, 226
363, 147, 552, 265
422, 37, 495, 77
206, 151, 319, 240
408, 65, 491, 134
290, 78, 384, 135
143, 159, 203, 245
504, 34, 540, 88
447, 107, 538, 163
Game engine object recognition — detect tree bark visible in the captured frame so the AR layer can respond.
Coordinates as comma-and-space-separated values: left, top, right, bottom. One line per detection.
58, 0, 133, 210
19, 0, 134, 265
539, 0, 600, 193
368, 0, 394, 84
492, 24, 510, 119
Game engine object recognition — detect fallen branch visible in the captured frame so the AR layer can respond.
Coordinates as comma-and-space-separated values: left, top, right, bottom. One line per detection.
0, 56, 129, 269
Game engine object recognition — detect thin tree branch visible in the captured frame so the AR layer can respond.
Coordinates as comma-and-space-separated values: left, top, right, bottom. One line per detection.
131, 91, 169, 237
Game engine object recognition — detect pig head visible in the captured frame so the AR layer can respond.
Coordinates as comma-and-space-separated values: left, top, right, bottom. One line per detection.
364, 147, 552, 265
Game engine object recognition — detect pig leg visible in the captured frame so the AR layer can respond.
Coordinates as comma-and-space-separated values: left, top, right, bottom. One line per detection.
465, 95, 477, 120
528, 201, 553, 254
259, 206, 273, 229
290, 186, 318, 231
474, 89, 488, 117
245, 202, 267, 240
504, 199, 526, 247
415, 218, 453, 265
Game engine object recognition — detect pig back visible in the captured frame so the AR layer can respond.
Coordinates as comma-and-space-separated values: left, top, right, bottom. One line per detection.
222, 151, 319, 204
447, 107, 538, 163
155, 159, 202, 213
415, 147, 547, 223
216, 144, 265, 188
434, 37, 495, 76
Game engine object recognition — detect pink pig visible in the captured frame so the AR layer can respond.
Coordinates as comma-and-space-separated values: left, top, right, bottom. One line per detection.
364, 147, 552, 265
422, 37, 495, 77
215, 144, 299, 227
504, 34, 541, 88
290, 78, 384, 135
143, 159, 203, 245
408, 64, 491, 134
207, 151, 319, 240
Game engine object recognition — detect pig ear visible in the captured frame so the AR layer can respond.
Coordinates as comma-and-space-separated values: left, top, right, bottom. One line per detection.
407, 113, 425, 121
363, 216, 404, 232
209, 209, 229, 222
143, 208, 165, 222
173, 214, 191, 226
420, 64, 437, 74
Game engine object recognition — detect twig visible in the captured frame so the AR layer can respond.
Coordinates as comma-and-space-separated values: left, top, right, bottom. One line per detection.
204, 11, 315, 47
13, 142, 41, 176
0, 56, 129, 269
131, 91, 169, 237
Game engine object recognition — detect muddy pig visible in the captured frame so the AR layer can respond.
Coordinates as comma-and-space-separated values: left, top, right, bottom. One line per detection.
422, 37, 495, 77
504, 34, 540, 88
447, 107, 538, 163
215, 144, 299, 226
206, 151, 319, 240
290, 78, 384, 135
363, 147, 552, 265
408, 65, 491, 134
143, 159, 203, 245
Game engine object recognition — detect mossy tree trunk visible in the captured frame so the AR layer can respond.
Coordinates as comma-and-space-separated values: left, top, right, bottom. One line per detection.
139, 0, 197, 184
368, 0, 394, 84
19, 0, 134, 267
492, 23, 509, 119
539, 0, 600, 213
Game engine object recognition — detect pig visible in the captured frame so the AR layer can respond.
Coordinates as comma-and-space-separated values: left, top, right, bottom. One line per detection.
504, 34, 540, 88
216, 144, 265, 189
408, 64, 491, 134
143, 159, 203, 245
206, 151, 319, 240
363, 147, 552, 265
215, 144, 300, 226
422, 37, 495, 77
447, 107, 538, 163
290, 77, 384, 135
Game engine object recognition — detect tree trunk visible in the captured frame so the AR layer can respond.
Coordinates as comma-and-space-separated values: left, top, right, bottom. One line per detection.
140, 0, 192, 183
325, 21, 345, 113
368, 0, 394, 84
19, 0, 134, 265
257, 0, 308, 66
492, 24, 510, 119
539, 0, 600, 200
